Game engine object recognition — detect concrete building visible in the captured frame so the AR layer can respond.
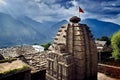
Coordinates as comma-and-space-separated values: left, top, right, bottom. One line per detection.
95, 41, 107, 52
95, 40, 112, 53
46, 16, 98, 80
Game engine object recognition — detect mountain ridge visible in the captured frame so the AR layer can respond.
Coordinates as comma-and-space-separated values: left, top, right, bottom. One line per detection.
0, 13, 46, 48
81, 18, 120, 38
0, 12, 120, 48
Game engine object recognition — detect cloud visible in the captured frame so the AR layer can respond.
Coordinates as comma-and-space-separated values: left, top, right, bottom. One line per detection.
0, 0, 79, 22
77, 0, 120, 24
0, 0, 6, 5
29, 0, 79, 22
0, 0, 120, 25
101, 14, 120, 25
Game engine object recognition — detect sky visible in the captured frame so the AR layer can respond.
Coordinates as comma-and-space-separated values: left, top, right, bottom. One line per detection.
0, 0, 120, 25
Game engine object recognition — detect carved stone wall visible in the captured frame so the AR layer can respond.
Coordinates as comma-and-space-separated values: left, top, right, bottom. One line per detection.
46, 16, 97, 80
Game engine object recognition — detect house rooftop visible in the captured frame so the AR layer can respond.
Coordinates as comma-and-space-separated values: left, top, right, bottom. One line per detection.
0, 60, 29, 75
95, 40, 107, 47
0, 46, 48, 73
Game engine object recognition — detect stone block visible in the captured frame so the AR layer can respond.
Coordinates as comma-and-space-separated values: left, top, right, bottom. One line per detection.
74, 36, 84, 41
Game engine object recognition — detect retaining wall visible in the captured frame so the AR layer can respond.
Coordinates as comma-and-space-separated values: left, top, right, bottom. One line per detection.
98, 64, 120, 78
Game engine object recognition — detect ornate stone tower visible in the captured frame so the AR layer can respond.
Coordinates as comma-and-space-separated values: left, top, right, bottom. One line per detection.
46, 16, 98, 80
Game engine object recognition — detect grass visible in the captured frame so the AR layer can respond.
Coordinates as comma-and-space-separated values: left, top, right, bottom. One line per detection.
0, 58, 17, 63
0, 65, 29, 75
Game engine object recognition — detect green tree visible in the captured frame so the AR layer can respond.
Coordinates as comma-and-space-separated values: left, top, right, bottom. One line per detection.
41, 42, 51, 50
33, 43, 39, 45
111, 31, 120, 61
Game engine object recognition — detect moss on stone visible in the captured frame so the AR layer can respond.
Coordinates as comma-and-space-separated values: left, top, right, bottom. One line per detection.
0, 65, 29, 75
0, 58, 17, 63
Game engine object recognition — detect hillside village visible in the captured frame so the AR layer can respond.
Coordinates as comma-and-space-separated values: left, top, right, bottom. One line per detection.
0, 45, 118, 80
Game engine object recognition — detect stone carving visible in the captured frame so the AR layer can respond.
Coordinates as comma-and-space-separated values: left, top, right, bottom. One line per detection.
46, 16, 98, 80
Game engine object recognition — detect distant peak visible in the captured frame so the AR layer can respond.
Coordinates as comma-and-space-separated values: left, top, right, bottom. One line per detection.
82, 18, 120, 26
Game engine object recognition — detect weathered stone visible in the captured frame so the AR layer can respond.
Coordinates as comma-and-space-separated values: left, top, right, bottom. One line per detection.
46, 16, 97, 80
69, 16, 81, 23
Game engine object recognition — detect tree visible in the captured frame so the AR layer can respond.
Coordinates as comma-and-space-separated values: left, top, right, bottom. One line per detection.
111, 31, 120, 61
33, 43, 39, 45
41, 42, 51, 50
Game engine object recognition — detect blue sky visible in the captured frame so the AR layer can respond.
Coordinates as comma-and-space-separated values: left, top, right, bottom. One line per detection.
0, 0, 120, 25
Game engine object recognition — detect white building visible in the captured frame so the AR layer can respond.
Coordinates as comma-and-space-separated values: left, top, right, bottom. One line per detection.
32, 45, 44, 52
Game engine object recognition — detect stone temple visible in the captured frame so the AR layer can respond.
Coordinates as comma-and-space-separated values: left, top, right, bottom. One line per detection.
46, 16, 98, 80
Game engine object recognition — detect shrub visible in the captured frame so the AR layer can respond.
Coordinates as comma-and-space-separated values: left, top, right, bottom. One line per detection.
111, 31, 120, 61
41, 42, 51, 50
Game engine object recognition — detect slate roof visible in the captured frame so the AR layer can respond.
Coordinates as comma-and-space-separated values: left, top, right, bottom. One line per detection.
0, 46, 48, 73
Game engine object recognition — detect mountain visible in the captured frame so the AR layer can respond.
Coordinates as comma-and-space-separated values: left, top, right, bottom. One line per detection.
18, 16, 52, 43
18, 16, 63, 42
18, 16, 47, 33
81, 18, 120, 38
50, 19, 120, 39
0, 12, 120, 48
49, 20, 68, 39
0, 13, 47, 48
0, 13, 67, 48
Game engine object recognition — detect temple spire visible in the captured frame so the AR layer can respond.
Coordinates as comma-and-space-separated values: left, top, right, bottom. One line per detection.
69, 16, 81, 23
